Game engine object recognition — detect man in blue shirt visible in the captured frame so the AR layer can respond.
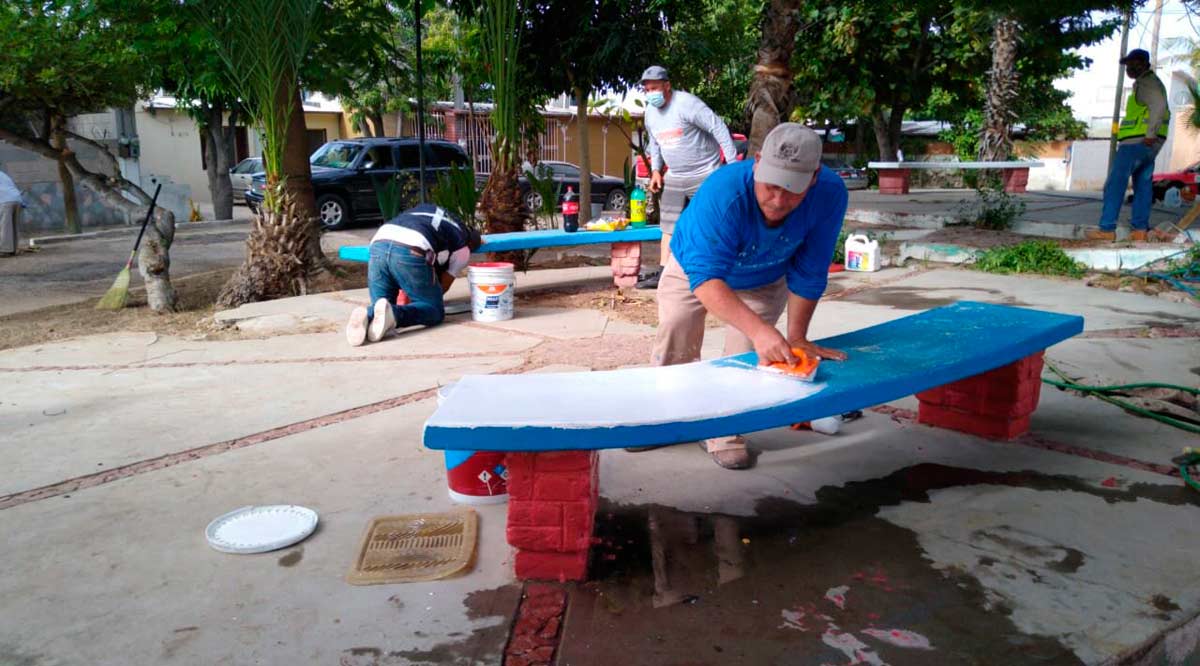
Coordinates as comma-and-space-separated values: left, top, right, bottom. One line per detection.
646, 123, 849, 470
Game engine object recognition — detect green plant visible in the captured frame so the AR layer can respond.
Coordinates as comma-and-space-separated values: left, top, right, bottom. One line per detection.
375, 173, 422, 221
432, 164, 481, 229
832, 226, 850, 264
523, 164, 562, 229
973, 240, 1084, 278
621, 156, 636, 216
955, 176, 1026, 230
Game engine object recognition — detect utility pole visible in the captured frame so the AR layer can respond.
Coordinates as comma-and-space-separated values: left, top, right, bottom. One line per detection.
1150, 0, 1164, 69
415, 0, 427, 204
1108, 8, 1132, 168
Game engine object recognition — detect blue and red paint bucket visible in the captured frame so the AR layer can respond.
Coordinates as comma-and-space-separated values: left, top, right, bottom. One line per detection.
438, 383, 509, 505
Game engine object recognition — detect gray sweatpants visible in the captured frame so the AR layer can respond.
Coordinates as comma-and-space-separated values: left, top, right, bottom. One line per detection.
0, 202, 19, 254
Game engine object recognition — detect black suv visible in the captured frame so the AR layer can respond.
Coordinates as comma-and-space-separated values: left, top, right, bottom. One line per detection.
245, 137, 472, 230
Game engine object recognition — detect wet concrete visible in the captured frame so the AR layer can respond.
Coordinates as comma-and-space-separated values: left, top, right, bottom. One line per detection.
559, 465, 1199, 666
837, 286, 1030, 311
336, 585, 521, 666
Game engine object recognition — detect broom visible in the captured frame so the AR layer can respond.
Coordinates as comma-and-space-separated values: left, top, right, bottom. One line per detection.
96, 184, 162, 310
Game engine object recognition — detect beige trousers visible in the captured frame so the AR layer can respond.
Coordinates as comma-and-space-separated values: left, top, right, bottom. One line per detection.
651, 256, 788, 367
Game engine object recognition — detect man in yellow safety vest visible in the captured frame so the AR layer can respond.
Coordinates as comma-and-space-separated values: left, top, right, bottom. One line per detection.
1089, 48, 1170, 242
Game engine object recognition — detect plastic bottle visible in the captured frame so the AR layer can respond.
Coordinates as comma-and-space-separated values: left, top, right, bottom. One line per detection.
562, 186, 579, 233
629, 186, 647, 227
1165, 186, 1183, 209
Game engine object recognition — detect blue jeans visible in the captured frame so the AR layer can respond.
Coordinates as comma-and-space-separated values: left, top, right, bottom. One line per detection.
367, 240, 445, 328
1099, 142, 1161, 231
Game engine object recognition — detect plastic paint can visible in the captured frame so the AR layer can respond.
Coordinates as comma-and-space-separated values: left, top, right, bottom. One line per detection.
844, 234, 880, 272
437, 383, 509, 505
468, 262, 515, 322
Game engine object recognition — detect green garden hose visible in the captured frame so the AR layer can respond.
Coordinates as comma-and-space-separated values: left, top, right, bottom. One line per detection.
1042, 362, 1200, 435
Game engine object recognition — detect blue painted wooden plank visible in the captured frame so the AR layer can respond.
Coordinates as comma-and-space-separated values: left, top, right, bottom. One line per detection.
338, 227, 663, 264
423, 302, 1083, 451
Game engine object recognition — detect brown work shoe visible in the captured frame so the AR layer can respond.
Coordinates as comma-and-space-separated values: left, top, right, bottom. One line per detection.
1085, 228, 1116, 241
1129, 230, 1148, 241
700, 437, 754, 470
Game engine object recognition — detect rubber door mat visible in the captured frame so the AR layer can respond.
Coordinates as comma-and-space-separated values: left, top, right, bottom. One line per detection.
346, 510, 478, 585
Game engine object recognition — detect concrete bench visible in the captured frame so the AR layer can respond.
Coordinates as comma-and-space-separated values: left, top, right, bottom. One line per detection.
338, 227, 663, 288
425, 301, 1084, 581
867, 161, 1045, 195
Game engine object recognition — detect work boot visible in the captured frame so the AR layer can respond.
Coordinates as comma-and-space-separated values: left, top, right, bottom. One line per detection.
346, 306, 368, 347
700, 436, 754, 470
1084, 228, 1116, 241
1129, 229, 1148, 242
368, 298, 396, 342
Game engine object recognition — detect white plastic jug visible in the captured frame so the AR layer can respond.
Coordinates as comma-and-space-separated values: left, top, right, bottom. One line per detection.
844, 234, 880, 272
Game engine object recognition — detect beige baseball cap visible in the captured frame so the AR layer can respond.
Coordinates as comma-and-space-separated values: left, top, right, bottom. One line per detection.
755, 123, 822, 195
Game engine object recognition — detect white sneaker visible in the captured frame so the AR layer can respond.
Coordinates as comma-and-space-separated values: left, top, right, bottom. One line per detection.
368, 298, 396, 342
346, 306, 368, 347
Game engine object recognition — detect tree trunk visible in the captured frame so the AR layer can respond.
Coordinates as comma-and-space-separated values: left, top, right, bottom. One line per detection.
202, 101, 236, 222
281, 85, 325, 267
854, 116, 867, 162
871, 105, 905, 161
52, 117, 81, 234
575, 85, 592, 223
979, 16, 1020, 162
369, 110, 386, 137
746, 0, 803, 155
137, 200, 178, 312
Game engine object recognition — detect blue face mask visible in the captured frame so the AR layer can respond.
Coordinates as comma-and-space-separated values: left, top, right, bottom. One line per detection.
646, 91, 666, 108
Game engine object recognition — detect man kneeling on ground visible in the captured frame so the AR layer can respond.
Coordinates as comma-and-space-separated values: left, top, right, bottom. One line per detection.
346, 203, 482, 346
644, 123, 849, 470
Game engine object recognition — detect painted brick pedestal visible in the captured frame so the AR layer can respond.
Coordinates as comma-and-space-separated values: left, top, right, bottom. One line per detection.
916, 352, 1045, 439
1002, 167, 1030, 193
610, 242, 642, 288
877, 168, 911, 194
506, 452, 599, 581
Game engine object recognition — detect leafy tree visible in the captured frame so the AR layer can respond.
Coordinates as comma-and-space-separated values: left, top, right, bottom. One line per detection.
519, 0, 680, 222
0, 0, 178, 310
658, 0, 761, 132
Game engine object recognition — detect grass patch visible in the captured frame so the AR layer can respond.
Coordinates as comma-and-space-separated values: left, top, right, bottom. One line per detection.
972, 240, 1085, 278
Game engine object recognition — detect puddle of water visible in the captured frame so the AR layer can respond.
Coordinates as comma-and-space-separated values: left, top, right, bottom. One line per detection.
839, 287, 1030, 311
560, 465, 1196, 666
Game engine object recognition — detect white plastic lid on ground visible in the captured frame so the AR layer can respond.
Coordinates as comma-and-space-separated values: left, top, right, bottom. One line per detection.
205, 505, 319, 554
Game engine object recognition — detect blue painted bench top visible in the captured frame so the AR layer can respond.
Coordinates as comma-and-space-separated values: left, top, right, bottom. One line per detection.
424, 302, 1083, 452
338, 227, 664, 263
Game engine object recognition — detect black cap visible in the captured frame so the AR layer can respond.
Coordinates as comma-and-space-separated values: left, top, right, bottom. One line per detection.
1120, 48, 1150, 64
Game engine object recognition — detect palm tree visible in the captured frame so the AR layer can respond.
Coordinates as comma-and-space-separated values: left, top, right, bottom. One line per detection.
979, 16, 1020, 162
745, 0, 804, 155
203, 0, 322, 306
477, 0, 529, 249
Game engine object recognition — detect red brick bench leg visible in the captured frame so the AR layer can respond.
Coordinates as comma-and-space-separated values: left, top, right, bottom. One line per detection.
506, 451, 599, 581
610, 242, 641, 288
877, 168, 911, 194
1002, 167, 1030, 194
916, 352, 1044, 439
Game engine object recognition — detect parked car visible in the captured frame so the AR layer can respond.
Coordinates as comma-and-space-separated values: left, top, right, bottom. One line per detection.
245, 137, 471, 230
1152, 160, 1200, 201
229, 157, 262, 202
821, 158, 868, 191
519, 161, 628, 212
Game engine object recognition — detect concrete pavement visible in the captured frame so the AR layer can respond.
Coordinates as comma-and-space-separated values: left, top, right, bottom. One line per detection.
0, 264, 1198, 665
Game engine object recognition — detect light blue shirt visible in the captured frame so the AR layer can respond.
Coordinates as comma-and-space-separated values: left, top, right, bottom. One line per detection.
670, 159, 847, 300
0, 171, 21, 205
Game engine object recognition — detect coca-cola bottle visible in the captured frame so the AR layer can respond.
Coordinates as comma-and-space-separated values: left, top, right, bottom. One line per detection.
562, 186, 579, 233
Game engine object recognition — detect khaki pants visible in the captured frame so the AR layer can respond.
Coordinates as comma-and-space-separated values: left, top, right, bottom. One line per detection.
0, 202, 19, 255
651, 256, 788, 367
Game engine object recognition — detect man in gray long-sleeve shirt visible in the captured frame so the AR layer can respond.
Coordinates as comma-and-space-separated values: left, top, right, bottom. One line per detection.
1091, 48, 1171, 242
638, 65, 737, 288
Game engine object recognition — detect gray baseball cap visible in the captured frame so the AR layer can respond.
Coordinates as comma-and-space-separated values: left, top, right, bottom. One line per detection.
639, 65, 669, 85
755, 123, 822, 195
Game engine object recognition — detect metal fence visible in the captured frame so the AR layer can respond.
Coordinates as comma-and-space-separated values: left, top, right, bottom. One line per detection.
402, 108, 570, 175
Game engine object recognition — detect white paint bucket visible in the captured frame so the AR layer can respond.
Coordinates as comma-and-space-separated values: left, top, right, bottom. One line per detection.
468, 262, 515, 322
437, 383, 509, 505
